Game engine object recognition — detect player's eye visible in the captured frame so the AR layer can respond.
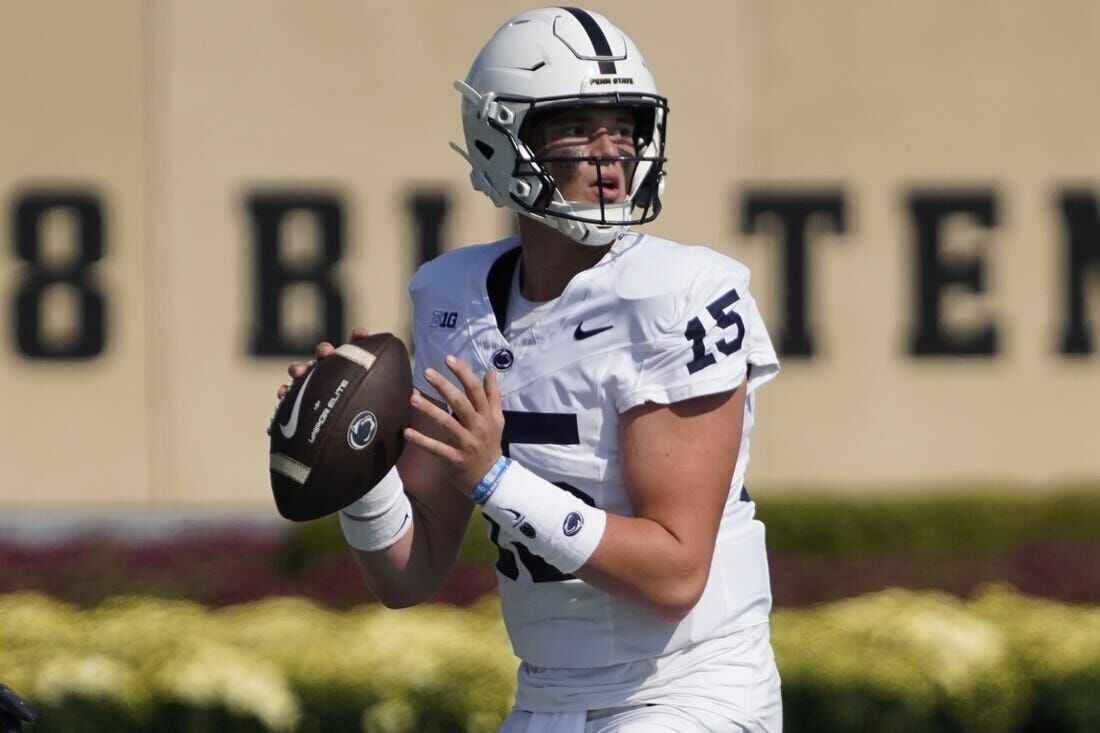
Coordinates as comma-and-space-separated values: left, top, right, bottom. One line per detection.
612, 126, 635, 143
543, 123, 586, 145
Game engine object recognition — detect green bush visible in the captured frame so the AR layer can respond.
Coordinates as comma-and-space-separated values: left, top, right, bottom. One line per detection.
970, 585, 1100, 732
774, 589, 1030, 733
757, 487, 1100, 555
1, 587, 1098, 732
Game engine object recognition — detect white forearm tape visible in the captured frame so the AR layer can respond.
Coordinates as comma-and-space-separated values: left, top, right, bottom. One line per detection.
339, 467, 412, 552
481, 461, 607, 574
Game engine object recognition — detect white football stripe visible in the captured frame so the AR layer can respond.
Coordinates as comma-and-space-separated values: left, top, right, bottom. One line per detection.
335, 344, 377, 370
270, 453, 311, 484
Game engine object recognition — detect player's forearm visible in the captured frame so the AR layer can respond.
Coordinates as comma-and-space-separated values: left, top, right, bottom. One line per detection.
481, 459, 713, 622
349, 502, 464, 608
341, 468, 472, 608
575, 514, 710, 622
491, 508, 707, 621
348, 525, 422, 607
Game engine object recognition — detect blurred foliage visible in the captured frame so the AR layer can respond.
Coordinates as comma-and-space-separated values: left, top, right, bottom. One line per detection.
774, 588, 1030, 733
769, 535, 1100, 606
273, 488, 1100, 606
0, 593, 512, 733
971, 585, 1100, 732
0, 529, 497, 610
0, 587, 1097, 732
277, 514, 498, 574
278, 487, 1100, 567
757, 487, 1100, 555
4, 489, 1099, 610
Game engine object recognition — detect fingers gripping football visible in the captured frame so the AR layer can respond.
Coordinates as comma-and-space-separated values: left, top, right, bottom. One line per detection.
405, 355, 504, 495
276, 328, 370, 399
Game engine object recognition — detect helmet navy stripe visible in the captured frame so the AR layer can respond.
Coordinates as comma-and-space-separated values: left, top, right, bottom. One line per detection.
560, 7, 617, 75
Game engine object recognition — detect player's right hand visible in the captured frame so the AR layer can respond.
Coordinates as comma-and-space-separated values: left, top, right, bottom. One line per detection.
276, 327, 370, 400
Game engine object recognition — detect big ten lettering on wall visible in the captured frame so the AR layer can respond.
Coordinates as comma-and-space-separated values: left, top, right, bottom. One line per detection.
4, 186, 1100, 360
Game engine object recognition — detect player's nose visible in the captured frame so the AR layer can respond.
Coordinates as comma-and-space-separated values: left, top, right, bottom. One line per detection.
588, 129, 620, 157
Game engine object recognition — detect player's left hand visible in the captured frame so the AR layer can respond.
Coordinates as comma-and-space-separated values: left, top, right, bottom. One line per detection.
403, 355, 504, 496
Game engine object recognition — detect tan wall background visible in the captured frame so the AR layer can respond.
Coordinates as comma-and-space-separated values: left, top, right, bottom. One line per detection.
1, 0, 1097, 508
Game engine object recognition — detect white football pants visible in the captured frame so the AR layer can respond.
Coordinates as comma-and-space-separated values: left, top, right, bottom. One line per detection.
502, 703, 777, 732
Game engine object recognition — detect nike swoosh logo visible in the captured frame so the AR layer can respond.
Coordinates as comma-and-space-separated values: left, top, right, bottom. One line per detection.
278, 369, 316, 439
501, 507, 523, 525
341, 511, 411, 541
390, 512, 411, 537
574, 322, 614, 340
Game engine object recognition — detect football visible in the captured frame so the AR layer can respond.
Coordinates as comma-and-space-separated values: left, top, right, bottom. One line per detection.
268, 333, 412, 522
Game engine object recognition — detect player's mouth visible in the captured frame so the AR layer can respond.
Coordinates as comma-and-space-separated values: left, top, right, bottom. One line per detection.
588, 174, 623, 202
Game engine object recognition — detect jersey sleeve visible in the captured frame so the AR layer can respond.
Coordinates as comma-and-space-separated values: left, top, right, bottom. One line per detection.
612, 260, 779, 413
408, 265, 451, 403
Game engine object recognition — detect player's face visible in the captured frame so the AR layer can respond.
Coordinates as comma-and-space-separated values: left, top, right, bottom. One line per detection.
527, 107, 637, 206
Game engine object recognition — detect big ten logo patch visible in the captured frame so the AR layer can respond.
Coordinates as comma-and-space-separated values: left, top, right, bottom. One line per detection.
430, 310, 459, 329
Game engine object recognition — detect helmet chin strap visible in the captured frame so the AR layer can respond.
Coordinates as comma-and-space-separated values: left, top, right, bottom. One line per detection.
551, 197, 632, 245
519, 208, 626, 246
553, 217, 621, 246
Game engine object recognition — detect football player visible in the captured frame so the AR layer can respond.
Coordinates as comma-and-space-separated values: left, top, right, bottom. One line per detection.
281, 8, 782, 732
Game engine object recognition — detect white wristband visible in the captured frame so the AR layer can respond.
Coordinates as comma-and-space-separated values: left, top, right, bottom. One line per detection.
482, 461, 607, 574
339, 467, 412, 552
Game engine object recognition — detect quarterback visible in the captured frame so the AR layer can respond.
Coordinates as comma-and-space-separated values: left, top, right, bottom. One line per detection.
281, 7, 782, 732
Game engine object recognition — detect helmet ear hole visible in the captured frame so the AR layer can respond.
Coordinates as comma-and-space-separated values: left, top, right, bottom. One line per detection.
633, 166, 662, 209
475, 141, 495, 160
631, 107, 657, 146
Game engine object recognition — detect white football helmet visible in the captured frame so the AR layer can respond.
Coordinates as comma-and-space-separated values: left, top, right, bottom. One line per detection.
452, 7, 668, 245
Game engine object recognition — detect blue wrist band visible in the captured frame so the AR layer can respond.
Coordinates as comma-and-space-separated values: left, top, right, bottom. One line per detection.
471, 456, 512, 505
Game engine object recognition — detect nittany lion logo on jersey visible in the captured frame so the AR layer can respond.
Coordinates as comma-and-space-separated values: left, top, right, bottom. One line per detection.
347, 411, 378, 450
562, 512, 584, 536
491, 348, 515, 371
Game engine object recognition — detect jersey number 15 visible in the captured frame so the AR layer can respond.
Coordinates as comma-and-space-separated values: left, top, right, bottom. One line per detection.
685, 287, 746, 374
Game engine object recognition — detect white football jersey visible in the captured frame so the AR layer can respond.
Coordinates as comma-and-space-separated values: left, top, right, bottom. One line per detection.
409, 232, 779, 670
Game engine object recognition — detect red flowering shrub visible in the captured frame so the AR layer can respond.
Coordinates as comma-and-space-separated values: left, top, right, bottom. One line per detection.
2, 490, 1097, 608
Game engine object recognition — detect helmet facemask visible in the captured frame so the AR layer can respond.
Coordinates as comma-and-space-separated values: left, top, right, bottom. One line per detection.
508, 96, 668, 244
